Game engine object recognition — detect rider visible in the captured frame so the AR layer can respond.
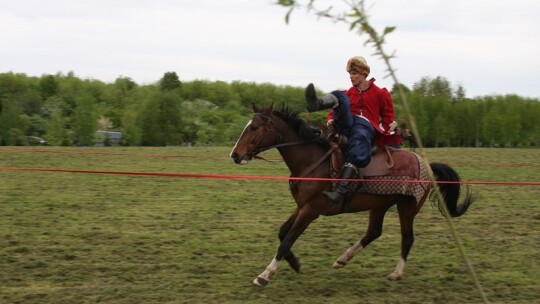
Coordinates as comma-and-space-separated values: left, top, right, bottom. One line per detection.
305, 56, 401, 204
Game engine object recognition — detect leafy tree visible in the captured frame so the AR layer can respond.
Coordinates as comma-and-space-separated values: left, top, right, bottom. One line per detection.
481, 102, 503, 147
42, 96, 71, 118
412, 76, 453, 99
205, 80, 236, 107
273, 85, 305, 112
72, 93, 98, 146
229, 81, 259, 108
40, 74, 58, 99
0, 72, 34, 96
451, 100, 477, 146
120, 110, 141, 146
6, 128, 26, 146
17, 90, 43, 115
139, 91, 182, 146
454, 85, 466, 102
46, 111, 71, 146
97, 80, 136, 129
0, 98, 27, 145
180, 99, 215, 144
0, 70, 538, 147
159, 72, 181, 91
55, 73, 84, 116
0, 72, 41, 114
139, 98, 163, 146
24, 114, 48, 136
391, 83, 410, 95
180, 79, 208, 101
114, 76, 137, 93
519, 99, 540, 146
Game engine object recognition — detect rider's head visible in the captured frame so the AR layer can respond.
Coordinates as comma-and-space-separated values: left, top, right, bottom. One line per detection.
346, 56, 370, 77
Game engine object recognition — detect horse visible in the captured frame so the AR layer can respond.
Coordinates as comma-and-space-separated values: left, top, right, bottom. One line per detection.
230, 104, 474, 286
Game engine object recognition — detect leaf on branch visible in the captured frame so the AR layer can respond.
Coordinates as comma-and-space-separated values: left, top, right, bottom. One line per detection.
383, 26, 396, 35
277, 0, 295, 7
349, 20, 360, 31
318, 12, 332, 18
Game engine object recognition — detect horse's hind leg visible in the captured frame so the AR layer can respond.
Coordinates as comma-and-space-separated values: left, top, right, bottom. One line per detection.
388, 198, 416, 281
333, 206, 390, 268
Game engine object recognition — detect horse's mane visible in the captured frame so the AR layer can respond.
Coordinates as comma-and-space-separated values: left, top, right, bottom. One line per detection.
270, 106, 331, 149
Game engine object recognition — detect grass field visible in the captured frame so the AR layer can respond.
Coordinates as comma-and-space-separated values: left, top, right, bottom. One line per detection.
0, 146, 539, 304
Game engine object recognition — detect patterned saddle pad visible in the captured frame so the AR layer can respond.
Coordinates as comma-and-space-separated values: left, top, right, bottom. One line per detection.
358, 151, 430, 204
333, 148, 430, 205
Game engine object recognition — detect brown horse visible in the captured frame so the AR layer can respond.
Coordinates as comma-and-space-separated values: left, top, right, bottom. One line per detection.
230, 104, 474, 286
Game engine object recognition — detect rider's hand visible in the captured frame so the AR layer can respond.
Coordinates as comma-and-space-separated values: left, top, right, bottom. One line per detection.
389, 121, 398, 133
327, 119, 334, 131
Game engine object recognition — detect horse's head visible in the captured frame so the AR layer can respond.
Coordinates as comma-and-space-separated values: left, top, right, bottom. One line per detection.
230, 103, 283, 165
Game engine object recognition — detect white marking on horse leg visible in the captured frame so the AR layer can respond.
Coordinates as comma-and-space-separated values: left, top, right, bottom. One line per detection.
387, 257, 406, 281
253, 256, 280, 286
333, 241, 364, 268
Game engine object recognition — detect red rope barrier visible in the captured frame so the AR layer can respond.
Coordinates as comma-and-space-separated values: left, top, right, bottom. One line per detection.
0, 148, 224, 159
1, 166, 539, 186
0, 147, 535, 167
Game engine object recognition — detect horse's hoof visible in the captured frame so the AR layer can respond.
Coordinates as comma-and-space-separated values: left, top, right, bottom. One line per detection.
286, 255, 300, 273
332, 260, 347, 269
253, 277, 269, 286
387, 273, 402, 281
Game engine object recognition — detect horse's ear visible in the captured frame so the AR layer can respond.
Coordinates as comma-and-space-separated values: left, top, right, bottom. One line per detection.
264, 103, 274, 116
252, 103, 259, 113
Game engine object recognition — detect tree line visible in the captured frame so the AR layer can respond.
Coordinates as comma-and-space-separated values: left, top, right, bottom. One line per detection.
0, 71, 538, 147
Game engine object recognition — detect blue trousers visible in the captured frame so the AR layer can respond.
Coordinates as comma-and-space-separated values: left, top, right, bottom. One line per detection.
331, 90, 375, 168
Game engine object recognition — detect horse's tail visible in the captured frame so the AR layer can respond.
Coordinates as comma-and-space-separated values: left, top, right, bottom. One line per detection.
429, 162, 474, 217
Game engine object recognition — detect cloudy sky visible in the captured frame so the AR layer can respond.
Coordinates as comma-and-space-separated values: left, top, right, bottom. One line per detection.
1, 0, 538, 98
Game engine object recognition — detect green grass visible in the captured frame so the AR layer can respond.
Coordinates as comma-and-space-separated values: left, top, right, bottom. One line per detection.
1, 146, 539, 303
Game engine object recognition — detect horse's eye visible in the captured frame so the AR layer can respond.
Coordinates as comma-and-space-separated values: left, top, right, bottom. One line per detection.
250, 123, 260, 131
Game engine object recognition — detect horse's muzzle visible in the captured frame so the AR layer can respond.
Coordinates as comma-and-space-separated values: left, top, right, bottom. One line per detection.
230, 152, 249, 165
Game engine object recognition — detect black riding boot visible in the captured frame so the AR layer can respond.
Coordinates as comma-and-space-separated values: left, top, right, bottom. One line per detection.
323, 163, 358, 205
305, 83, 338, 112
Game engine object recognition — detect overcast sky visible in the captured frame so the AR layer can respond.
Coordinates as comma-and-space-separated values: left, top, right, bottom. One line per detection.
1, 0, 539, 98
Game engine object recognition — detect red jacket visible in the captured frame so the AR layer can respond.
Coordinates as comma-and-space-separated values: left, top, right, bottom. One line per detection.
327, 78, 402, 147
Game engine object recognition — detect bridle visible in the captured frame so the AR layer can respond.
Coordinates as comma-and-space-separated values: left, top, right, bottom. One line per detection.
245, 112, 339, 187
247, 113, 315, 161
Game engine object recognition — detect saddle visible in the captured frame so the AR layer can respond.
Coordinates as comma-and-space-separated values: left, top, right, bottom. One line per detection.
324, 132, 428, 214
289, 131, 414, 200
328, 132, 394, 178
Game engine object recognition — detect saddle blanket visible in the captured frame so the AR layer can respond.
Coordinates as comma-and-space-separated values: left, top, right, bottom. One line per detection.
357, 151, 430, 205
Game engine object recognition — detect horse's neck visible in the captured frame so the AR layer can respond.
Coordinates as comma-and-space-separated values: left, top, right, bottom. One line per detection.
272, 118, 328, 177
277, 143, 327, 177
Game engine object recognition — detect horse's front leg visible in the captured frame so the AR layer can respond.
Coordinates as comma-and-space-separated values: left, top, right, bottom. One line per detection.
253, 255, 281, 286
333, 207, 389, 268
253, 207, 318, 286
278, 209, 301, 272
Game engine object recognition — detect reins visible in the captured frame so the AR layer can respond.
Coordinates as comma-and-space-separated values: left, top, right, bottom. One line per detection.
252, 141, 314, 162
289, 144, 338, 190
250, 112, 337, 184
